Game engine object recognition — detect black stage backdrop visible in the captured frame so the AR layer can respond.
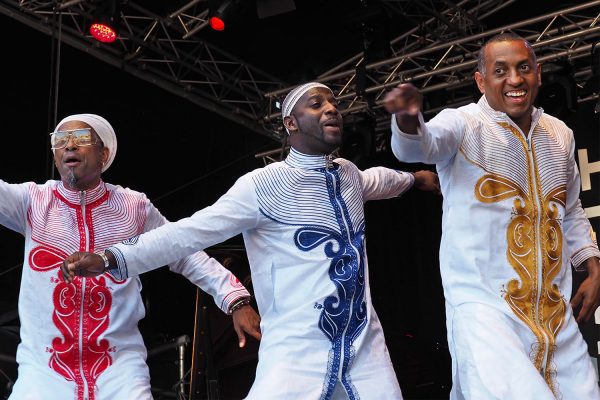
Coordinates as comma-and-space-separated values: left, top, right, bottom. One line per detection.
1, 14, 600, 400
565, 102, 600, 378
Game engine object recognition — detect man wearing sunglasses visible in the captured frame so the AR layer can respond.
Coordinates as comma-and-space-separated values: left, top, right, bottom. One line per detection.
2, 114, 260, 400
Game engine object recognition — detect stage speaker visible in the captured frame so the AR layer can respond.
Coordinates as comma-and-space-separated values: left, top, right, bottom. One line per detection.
189, 252, 259, 400
537, 61, 577, 119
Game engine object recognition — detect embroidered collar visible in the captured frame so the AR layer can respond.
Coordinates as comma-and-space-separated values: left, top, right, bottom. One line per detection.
477, 95, 544, 129
284, 147, 333, 170
55, 180, 108, 206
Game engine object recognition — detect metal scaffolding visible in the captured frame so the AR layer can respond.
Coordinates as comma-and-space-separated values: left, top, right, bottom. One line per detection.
3, 0, 600, 145
265, 1, 600, 130
0, 0, 288, 140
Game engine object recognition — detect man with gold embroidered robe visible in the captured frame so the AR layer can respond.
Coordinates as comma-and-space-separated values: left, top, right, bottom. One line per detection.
386, 33, 600, 399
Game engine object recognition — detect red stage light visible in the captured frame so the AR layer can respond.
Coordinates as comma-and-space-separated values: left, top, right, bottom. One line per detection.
209, 16, 225, 31
90, 23, 117, 43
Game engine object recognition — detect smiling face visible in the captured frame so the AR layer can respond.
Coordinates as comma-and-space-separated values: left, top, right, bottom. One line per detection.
474, 39, 541, 133
53, 120, 108, 191
284, 87, 343, 155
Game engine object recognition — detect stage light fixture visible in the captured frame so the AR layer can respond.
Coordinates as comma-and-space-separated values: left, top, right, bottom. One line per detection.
208, 0, 295, 32
89, 0, 120, 43
90, 23, 117, 43
209, 15, 225, 31
209, 0, 247, 31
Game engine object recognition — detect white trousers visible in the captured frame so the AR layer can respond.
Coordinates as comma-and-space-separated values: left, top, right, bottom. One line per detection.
9, 361, 152, 400
448, 302, 600, 400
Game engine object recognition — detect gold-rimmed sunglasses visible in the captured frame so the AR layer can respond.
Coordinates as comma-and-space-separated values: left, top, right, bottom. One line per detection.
49, 128, 100, 150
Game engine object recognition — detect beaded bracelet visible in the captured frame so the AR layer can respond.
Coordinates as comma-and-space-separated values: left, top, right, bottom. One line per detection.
229, 297, 251, 314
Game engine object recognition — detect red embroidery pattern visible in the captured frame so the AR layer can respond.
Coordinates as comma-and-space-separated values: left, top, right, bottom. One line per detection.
29, 244, 66, 272
30, 245, 113, 400
229, 274, 243, 288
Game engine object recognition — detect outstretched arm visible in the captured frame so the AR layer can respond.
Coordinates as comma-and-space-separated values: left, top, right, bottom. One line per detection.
62, 174, 260, 280
0, 180, 31, 234
144, 201, 251, 314
358, 166, 440, 202
385, 83, 465, 165
65, 174, 260, 279
359, 167, 414, 201
62, 251, 263, 348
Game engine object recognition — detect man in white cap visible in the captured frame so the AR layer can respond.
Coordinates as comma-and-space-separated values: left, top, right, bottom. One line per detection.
2, 114, 260, 400
63, 84, 440, 399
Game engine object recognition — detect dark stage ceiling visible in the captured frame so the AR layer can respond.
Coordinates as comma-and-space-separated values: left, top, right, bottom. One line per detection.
3, 0, 600, 143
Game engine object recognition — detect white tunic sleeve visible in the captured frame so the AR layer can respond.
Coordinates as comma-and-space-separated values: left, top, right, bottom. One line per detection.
143, 198, 251, 313
390, 109, 466, 166
0, 180, 31, 234
107, 173, 260, 280
562, 136, 600, 269
359, 167, 414, 201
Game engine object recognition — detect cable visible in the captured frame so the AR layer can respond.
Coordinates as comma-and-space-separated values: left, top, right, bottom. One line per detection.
152, 142, 273, 203
46, 3, 63, 180
0, 368, 12, 382
0, 264, 21, 278
0, 367, 14, 399
53, 11, 62, 137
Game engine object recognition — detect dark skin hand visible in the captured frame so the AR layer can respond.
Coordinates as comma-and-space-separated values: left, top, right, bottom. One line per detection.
383, 83, 423, 135
61, 251, 263, 345
61, 251, 106, 283
413, 170, 441, 195
571, 257, 600, 323
233, 304, 262, 347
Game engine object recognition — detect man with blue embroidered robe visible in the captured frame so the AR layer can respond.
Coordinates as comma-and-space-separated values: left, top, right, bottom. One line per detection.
61, 83, 440, 399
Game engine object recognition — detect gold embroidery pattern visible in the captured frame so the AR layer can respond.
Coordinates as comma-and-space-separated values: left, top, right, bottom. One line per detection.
473, 123, 566, 397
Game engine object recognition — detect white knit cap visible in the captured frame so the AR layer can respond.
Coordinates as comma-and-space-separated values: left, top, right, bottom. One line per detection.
281, 82, 331, 133
54, 114, 117, 173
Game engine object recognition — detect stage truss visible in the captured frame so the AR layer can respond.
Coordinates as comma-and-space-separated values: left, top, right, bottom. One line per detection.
2, 0, 600, 150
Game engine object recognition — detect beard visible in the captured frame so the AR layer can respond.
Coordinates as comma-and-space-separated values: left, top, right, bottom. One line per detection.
66, 168, 79, 189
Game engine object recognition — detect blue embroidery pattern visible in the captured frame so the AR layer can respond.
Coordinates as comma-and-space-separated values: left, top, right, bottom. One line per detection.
121, 235, 139, 245
294, 167, 367, 400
